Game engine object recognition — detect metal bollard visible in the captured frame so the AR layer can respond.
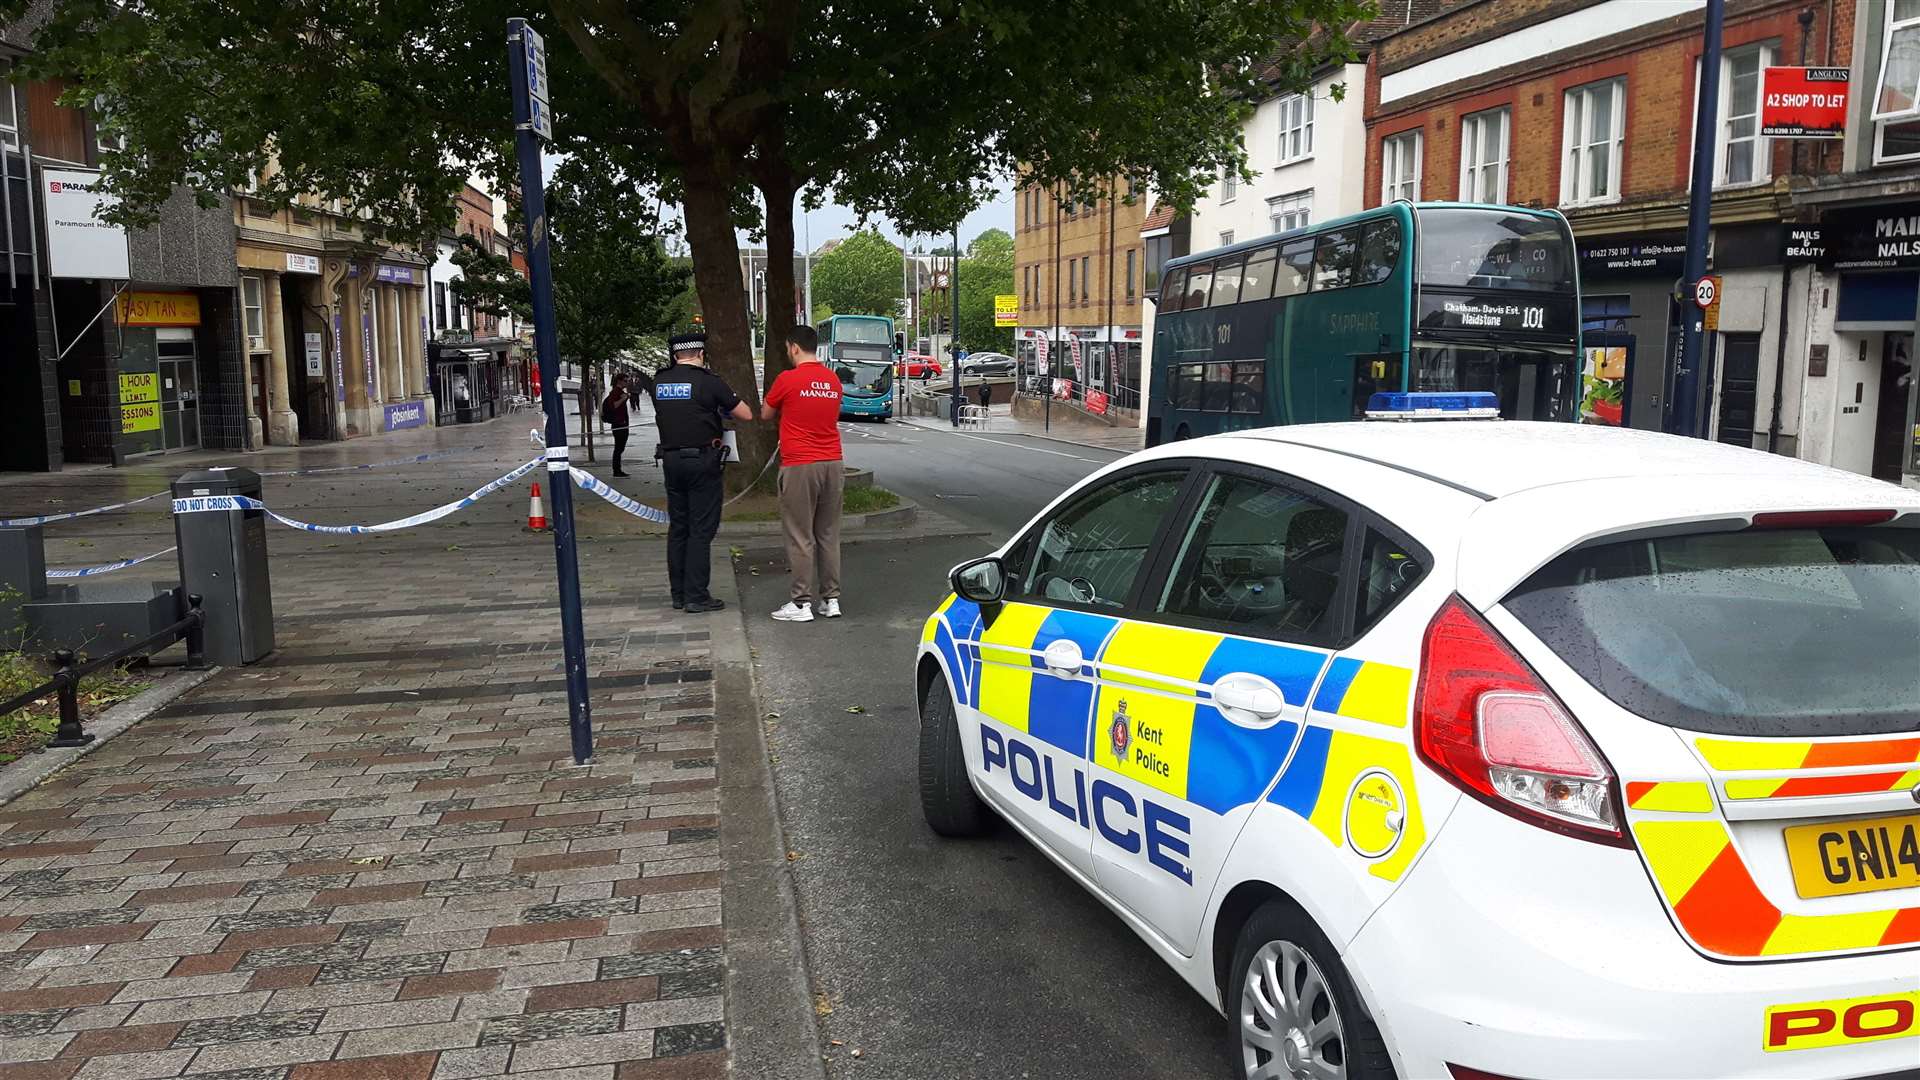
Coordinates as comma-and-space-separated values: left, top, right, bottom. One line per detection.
184, 593, 208, 671
47, 648, 93, 748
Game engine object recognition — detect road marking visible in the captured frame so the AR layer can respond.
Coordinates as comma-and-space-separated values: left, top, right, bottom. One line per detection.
913, 426, 1108, 462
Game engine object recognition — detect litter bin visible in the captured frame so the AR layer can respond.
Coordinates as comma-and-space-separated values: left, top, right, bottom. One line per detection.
171, 468, 274, 665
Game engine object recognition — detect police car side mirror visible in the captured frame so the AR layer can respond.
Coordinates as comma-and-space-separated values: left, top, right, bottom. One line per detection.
950, 557, 1007, 604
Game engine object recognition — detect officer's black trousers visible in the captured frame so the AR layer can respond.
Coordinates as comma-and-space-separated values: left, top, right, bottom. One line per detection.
662, 447, 723, 605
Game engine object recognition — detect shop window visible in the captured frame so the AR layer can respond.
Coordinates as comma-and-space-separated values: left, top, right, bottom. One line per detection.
1269, 190, 1312, 235
1276, 93, 1314, 165
1459, 109, 1509, 203
1716, 44, 1774, 186
1562, 79, 1625, 206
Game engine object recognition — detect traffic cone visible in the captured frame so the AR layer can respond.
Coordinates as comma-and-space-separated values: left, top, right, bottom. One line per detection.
527, 480, 547, 531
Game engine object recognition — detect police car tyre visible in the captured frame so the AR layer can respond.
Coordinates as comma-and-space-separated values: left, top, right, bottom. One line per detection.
1225, 901, 1394, 1080
917, 676, 990, 837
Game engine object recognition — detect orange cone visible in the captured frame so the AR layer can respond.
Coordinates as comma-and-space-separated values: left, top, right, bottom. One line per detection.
528, 480, 548, 530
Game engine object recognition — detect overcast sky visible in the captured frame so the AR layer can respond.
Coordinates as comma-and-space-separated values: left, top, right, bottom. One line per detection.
661, 177, 1017, 255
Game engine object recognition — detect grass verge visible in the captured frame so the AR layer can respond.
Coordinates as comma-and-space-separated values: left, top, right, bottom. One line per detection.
0, 651, 151, 765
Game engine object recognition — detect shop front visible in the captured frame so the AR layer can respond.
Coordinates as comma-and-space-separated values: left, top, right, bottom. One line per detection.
113, 291, 210, 455
1575, 232, 1687, 432
1793, 206, 1920, 486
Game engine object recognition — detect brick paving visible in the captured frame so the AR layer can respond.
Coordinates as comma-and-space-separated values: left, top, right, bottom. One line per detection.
0, 421, 741, 1080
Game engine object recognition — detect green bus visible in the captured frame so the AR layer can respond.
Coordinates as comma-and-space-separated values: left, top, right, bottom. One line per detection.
816, 314, 896, 420
1145, 202, 1580, 446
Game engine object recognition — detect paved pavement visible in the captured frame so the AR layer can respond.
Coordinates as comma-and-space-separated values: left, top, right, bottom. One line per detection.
736, 426, 1237, 1079
0, 416, 810, 1080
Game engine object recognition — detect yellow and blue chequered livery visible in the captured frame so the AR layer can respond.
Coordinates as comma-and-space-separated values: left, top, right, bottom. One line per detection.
921, 593, 1428, 882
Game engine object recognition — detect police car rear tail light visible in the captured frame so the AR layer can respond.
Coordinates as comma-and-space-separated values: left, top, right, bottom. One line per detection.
1364, 390, 1501, 420
1414, 596, 1627, 847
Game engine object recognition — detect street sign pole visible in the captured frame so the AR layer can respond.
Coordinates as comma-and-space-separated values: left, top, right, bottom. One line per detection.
508, 17, 594, 766
1670, 0, 1724, 438
950, 226, 962, 427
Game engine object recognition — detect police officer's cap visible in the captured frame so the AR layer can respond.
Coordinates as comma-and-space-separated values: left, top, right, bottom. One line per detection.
668, 332, 706, 357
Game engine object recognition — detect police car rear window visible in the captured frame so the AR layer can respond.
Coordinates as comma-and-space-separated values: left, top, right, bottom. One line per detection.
1504, 526, 1920, 737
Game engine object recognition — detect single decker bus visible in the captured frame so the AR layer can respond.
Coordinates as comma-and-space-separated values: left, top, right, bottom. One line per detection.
817, 314, 896, 421
1146, 201, 1580, 445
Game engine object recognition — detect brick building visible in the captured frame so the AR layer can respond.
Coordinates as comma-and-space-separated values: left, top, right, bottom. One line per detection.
1013, 176, 1148, 418
1362, 0, 1920, 489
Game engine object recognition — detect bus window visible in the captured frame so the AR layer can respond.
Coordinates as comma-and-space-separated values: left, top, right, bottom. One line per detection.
1183, 264, 1213, 309
1240, 247, 1277, 302
1211, 256, 1245, 307
1203, 361, 1233, 411
1160, 268, 1187, 312
1275, 240, 1313, 298
1311, 229, 1358, 291
1174, 364, 1204, 410
1415, 208, 1573, 292
1356, 221, 1402, 285
1231, 361, 1265, 414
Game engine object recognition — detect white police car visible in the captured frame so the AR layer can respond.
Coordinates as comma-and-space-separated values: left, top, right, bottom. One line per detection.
913, 393, 1920, 1080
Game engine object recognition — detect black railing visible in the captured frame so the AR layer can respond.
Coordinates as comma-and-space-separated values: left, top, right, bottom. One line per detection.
0, 595, 208, 749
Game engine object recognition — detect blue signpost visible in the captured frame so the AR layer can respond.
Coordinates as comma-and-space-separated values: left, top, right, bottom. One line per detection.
508, 17, 594, 765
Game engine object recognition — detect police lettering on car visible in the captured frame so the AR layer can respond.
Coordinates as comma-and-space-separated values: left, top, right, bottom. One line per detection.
651, 331, 750, 614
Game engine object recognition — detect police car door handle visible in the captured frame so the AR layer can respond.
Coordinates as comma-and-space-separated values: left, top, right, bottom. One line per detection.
1041, 639, 1084, 679
1212, 674, 1285, 725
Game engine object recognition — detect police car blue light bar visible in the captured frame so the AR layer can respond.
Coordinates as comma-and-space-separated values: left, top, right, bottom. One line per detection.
1364, 391, 1501, 420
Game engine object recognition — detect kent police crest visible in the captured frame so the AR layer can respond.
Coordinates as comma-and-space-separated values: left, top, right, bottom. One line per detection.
1109, 699, 1132, 764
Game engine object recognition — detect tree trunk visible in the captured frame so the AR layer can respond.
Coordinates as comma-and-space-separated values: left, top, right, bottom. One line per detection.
678, 155, 775, 494
758, 176, 799, 397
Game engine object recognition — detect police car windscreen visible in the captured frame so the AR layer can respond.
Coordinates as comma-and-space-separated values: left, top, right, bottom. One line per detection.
1503, 525, 1920, 737
1416, 208, 1572, 293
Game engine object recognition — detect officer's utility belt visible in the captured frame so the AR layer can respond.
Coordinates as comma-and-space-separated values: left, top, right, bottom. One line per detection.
655, 443, 719, 458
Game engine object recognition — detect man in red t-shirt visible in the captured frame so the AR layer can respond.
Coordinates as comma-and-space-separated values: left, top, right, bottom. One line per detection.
761, 325, 844, 622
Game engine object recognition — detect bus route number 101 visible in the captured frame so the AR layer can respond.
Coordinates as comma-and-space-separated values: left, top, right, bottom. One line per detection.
1521, 306, 1546, 330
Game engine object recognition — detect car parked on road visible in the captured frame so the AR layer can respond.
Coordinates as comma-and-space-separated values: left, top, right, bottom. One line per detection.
899, 354, 942, 379
914, 393, 1920, 1080
960, 352, 1016, 377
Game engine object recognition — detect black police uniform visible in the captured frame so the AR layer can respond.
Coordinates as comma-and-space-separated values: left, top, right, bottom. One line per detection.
652, 352, 740, 611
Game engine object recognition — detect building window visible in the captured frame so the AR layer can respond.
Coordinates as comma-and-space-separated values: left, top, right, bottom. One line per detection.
1382, 132, 1422, 203
1268, 190, 1313, 234
0, 61, 15, 149
1219, 230, 1236, 247
1080, 255, 1091, 302
1459, 108, 1509, 203
1718, 44, 1773, 186
1276, 93, 1314, 164
1875, 0, 1920, 122
90, 95, 127, 154
1222, 166, 1238, 203
241, 275, 265, 348
1068, 259, 1076, 305
1562, 78, 1625, 206
435, 282, 448, 330
1126, 248, 1137, 301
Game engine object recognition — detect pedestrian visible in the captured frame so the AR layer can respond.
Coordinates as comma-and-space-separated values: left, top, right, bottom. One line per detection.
761, 325, 843, 622
601, 372, 632, 477
976, 382, 991, 411
652, 332, 751, 613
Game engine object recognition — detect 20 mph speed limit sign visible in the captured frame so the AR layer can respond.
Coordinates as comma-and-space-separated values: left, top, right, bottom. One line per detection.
1694, 277, 1717, 310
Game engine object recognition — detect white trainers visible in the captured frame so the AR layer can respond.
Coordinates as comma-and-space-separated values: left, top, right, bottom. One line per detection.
771, 601, 815, 623
819, 598, 841, 618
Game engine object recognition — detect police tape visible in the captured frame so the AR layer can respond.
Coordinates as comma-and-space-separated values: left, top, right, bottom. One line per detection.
568, 468, 672, 524
170, 457, 544, 534
0, 491, 169, 528
45, 546, 179, 579
3, 444, 492, 529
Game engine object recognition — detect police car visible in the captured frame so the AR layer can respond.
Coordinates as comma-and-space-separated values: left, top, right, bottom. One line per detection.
913, 393, 1920, 1080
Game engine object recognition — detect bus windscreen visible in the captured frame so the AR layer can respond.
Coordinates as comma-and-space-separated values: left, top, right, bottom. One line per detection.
835, 361, 893, 394
1416, 209, 1572, 293
834, 319, 893, 345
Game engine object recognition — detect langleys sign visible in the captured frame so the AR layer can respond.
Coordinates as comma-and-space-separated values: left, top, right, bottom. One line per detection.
1760, 67, 1849, 139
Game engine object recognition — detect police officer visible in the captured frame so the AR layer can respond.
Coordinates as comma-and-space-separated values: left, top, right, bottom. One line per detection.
653, 332, 751, 613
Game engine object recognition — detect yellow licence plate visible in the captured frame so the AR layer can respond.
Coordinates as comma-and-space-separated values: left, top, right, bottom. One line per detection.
1785, 812, 1920, 899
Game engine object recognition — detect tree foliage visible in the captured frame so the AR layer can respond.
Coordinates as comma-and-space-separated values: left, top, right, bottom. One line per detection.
811, 228, 902, 320
7, 0, 1368, 487
955, 228, 1015, 355
447, 159, 688, 377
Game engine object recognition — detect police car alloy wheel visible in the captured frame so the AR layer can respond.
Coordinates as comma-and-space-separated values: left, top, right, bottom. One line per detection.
918, 676, 990, 837
1227, 903, 1393, 1080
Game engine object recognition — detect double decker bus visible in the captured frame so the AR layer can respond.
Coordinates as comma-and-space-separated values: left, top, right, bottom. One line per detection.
816, 314, 896, 420
1146, 202, 1580, 445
